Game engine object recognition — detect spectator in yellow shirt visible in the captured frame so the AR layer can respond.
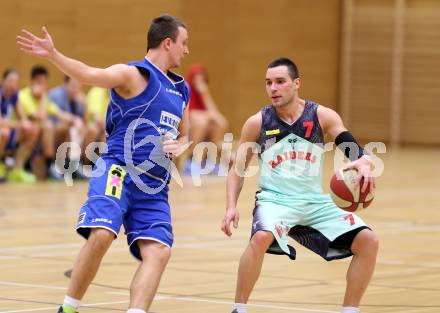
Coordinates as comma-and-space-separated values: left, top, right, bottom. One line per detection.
19, 65, 75, 179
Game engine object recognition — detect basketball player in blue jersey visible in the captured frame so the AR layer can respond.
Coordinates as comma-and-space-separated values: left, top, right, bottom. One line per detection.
17, 15, 189, 313
221, 58, 378, 313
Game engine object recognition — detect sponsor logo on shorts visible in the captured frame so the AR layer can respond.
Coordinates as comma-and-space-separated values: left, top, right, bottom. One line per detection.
105, 164, 126, 199
92, 218, 113, 224
78, 212, 86, 224
252, 220, 261, 231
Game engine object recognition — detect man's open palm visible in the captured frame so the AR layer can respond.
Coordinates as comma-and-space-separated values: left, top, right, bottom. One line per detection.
17, 26, 55, 58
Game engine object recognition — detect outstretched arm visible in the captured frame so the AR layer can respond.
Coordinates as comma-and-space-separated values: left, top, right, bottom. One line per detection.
318, 106, 375, 192
221, 112, 261, 236
16, 27, 138, 93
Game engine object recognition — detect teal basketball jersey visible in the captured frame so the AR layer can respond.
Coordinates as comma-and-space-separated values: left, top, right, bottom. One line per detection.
257, 101, 325, 198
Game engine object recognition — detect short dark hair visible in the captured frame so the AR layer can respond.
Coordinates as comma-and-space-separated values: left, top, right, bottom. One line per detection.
268, 57, 299, 81
147, 14, 186, 51
2, 68, 18, 79
31, 65, 48, 80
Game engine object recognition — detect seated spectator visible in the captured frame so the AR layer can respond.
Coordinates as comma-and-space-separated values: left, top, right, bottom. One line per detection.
49, 75, 87, 176
19, 65, 75, 180
0, 68, 39, 183
185, 63, 229, 173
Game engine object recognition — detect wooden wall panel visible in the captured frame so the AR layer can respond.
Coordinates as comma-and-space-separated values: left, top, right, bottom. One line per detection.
401, 1, 440, 144
0, 0, 77, 86
349, 1, 394, 142
0, 2, 22, 74
341, 0, 440, 145
0, 0, 183, 89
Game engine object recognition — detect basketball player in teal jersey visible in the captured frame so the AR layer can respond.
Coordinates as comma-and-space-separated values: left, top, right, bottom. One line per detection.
17, 15, 189, 313
221, 58, 378, 313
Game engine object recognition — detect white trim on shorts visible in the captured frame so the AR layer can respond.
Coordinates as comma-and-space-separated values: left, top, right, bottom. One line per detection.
129, 236, 171, 249
125, 221, 172, 236
76, 225, 118, 238
128, 236, 171, 262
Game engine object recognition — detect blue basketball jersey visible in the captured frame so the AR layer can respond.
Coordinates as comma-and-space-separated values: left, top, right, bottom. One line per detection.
0, 86, 18, 119
105, 58, 190, 183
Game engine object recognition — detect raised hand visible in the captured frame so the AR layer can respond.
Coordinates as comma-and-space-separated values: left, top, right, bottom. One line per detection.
16, 27, 55, 58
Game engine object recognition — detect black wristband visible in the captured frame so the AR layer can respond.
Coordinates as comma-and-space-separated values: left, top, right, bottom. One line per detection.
335, 131, 364, 161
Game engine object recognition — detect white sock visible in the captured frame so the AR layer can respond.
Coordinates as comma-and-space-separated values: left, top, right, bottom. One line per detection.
233, 303, 247, 313
127, 309, 146, 313
63, 295, 80, 309
341, 307, 360, 313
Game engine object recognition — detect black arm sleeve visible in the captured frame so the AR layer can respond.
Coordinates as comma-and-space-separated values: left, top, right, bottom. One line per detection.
335, 131, 365, 161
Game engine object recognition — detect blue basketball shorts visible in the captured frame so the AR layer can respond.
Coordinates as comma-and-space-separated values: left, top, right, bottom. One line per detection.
76, 156, 173, 261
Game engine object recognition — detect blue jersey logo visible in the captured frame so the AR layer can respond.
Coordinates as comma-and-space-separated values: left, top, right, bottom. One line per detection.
160, 111, 181, 130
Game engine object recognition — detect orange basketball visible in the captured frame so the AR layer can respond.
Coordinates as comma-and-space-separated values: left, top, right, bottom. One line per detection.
330, 168, 374, 212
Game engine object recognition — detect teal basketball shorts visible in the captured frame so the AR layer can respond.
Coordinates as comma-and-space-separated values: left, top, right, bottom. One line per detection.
252, 190, 370, 261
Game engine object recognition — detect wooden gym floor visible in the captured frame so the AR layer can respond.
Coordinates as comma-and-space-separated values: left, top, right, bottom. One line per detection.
0, 147, 439, 313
